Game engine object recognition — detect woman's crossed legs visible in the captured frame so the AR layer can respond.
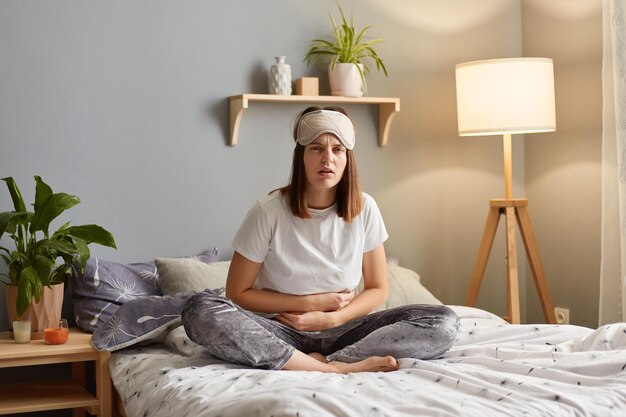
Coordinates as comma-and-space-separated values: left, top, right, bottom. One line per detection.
181, 289, 459, 373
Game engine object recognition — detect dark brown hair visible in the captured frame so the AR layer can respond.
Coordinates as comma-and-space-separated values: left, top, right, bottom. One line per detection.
277, 106, 363, 223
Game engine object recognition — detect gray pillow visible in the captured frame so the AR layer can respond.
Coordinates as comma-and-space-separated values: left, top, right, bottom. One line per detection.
156, 258, 231, 295
72, 248, 219, 333
90, 293, 190, 351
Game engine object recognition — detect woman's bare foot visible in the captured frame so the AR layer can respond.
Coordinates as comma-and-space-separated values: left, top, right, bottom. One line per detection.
282, 350, 398, 373
329, 356, 399, 373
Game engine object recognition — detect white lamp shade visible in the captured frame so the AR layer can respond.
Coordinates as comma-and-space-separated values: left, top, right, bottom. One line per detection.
455, 57, 556, 136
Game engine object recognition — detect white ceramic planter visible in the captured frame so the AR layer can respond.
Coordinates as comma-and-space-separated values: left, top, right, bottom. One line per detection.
329, 63, 364, 97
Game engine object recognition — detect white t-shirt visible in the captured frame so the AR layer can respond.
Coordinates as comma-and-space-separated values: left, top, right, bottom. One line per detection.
231, 191, 388, 295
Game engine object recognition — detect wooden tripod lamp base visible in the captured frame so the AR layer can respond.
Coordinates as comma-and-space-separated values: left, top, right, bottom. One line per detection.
455, 58, 558, 324
465, 198, 557, 324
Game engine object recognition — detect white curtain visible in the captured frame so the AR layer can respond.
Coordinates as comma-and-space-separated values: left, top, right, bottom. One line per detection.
600, 0, 626, 325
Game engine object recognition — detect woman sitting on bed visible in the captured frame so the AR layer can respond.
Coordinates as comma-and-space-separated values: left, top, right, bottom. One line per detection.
182, 106, 460, 373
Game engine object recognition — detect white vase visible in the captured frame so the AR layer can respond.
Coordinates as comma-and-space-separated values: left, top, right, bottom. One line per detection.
329, 63, 364, 97
269, 56, 292, 95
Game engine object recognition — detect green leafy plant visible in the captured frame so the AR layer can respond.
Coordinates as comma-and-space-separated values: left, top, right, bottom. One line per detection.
0, 176, 116, 317
304, 1, 388, 93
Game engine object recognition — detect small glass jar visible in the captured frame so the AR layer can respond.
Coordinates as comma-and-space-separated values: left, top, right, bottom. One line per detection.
13, 320, 31, 344
44, 318, 69, 345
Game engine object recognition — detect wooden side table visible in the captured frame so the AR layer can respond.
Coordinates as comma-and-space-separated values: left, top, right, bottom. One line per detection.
0, 328, 111, 417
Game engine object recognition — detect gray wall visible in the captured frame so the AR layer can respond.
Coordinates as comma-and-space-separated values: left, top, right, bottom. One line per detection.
0, 0, 601, 333
522, 0, 602, 327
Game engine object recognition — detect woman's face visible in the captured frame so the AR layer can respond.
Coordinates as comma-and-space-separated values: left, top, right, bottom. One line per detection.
303, 133, 347, 194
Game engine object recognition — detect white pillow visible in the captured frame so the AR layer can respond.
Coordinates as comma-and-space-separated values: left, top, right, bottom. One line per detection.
359, 263, 443, 311
156, 258, 230, 295
157, 258, 442, 311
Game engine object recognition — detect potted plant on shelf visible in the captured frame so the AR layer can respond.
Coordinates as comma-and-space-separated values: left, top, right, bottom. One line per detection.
0, 176, 116, 338
304, 1, 388, 97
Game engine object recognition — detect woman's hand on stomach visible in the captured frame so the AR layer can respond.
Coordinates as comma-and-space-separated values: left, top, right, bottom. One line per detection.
305, 289, 355, 312
275, 311, 339, 331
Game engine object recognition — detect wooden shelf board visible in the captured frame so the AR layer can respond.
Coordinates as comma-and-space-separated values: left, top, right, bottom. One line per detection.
0, 329, 96, 366
233, 93, 399, 104
0, 380, 99, 415
229, 93, 400, 147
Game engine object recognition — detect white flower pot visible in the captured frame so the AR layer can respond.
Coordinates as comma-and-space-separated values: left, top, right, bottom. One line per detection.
329, 63, 364, 97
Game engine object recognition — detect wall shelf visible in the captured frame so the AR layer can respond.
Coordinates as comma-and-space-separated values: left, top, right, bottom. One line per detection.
229, 94, 400, 147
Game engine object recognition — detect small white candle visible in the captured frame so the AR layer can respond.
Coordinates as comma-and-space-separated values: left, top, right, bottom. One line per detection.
13, 320, 31, 344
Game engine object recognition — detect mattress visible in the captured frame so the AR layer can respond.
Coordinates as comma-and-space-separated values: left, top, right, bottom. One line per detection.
110, 305, 626, 417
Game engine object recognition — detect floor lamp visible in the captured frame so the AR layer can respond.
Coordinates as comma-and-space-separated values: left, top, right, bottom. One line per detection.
455, 57, 557, 324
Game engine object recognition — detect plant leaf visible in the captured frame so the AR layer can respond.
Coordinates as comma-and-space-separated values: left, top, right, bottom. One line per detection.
36, 239, 79, 256
16, 266, 39, 318
51, 264, 73, 283
0, 211, 27, 238
34, 175, 53, 213
2, 177, 26, 213
71, 236, 90, 269
33, 255, 55, 284
64, 224, 117, 249
30, 193, 80, 235
55, 221, 72, 233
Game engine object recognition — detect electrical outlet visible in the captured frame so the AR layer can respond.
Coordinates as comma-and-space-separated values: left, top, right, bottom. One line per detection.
554, 307, 570, 324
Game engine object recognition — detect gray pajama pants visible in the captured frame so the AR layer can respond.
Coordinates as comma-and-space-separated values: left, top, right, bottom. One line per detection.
181, 289, 460, 370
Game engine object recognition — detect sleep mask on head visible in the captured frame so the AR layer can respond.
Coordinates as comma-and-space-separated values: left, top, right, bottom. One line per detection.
296, 109, 356, 150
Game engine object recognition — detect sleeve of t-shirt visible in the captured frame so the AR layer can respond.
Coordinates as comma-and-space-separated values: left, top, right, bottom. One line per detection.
231, 201, 273, 263
362, 194, 389, 253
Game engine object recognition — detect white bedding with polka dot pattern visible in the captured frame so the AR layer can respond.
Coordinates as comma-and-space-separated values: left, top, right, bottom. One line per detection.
110, 306, 626, 416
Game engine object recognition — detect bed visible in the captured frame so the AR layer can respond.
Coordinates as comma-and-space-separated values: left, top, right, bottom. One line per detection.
72, 251, 626, 417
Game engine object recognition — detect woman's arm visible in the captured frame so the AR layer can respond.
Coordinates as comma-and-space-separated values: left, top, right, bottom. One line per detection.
276, 244, 388, 331
225, 251, 355, 313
